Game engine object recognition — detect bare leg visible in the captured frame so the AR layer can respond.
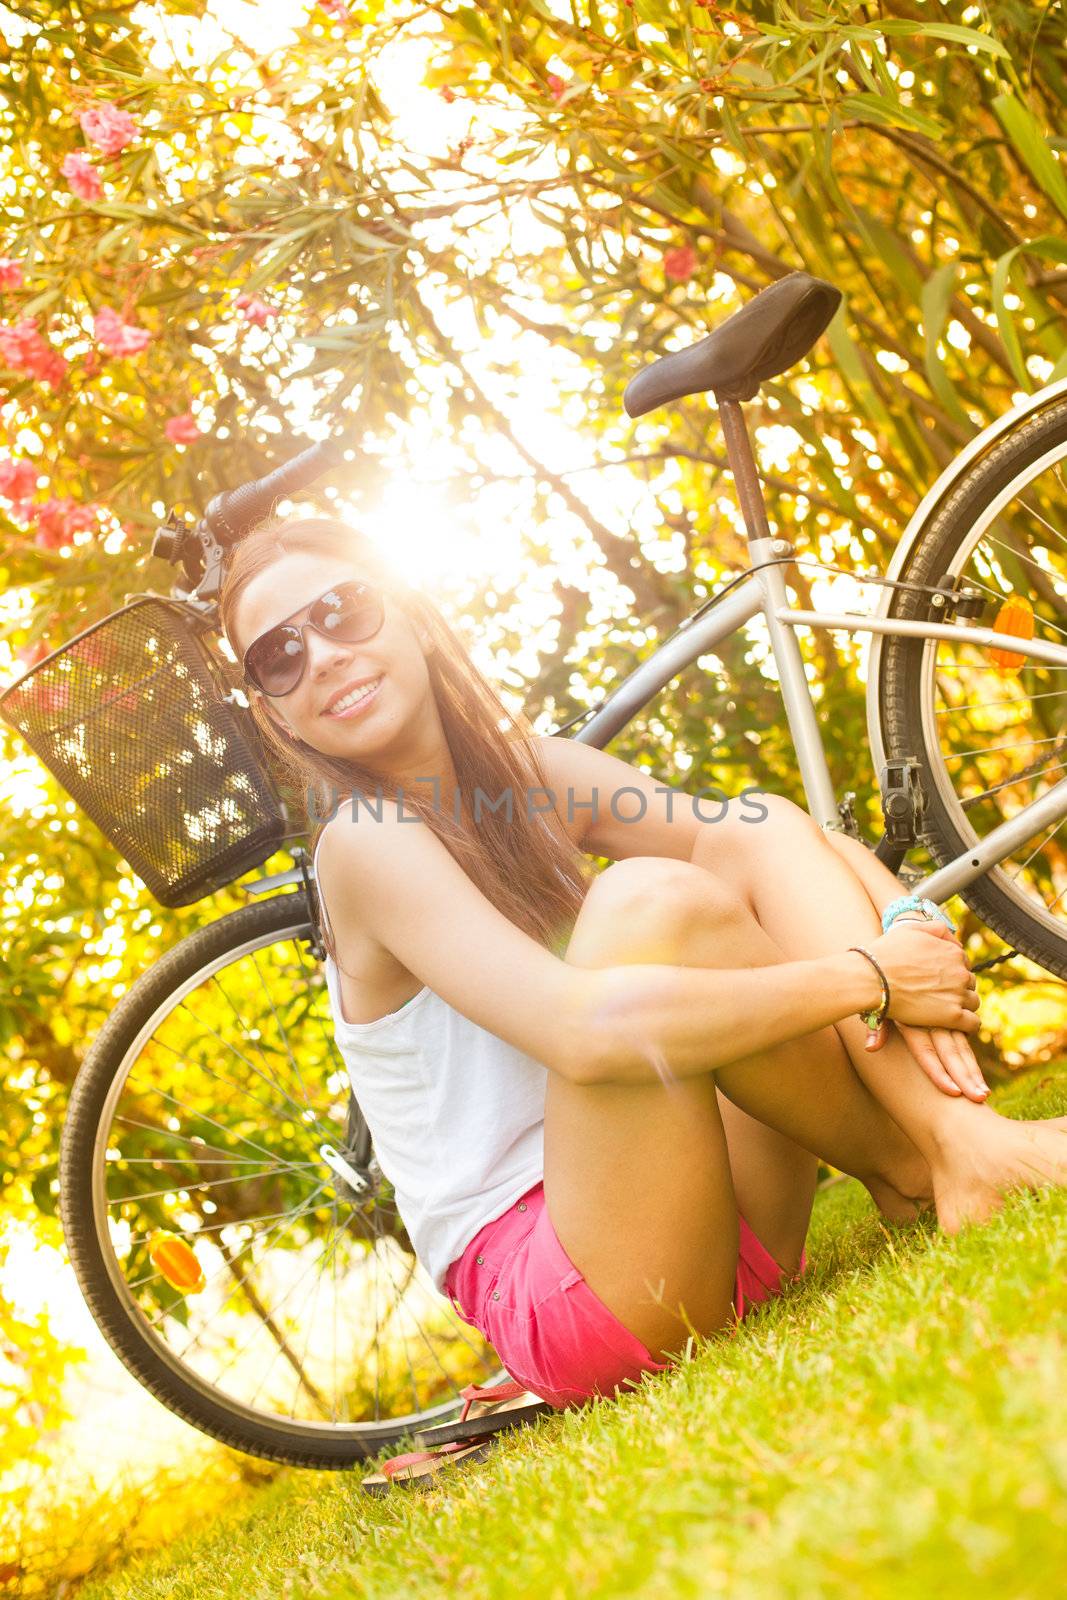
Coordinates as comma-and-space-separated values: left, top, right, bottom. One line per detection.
709, 795, 1067, 1231
545, 860, 936, 1359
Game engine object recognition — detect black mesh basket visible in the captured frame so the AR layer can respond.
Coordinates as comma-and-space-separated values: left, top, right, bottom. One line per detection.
0, 597, 290, 907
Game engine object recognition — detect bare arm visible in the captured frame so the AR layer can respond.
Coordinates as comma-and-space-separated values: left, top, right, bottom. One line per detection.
579, 951, 883, 1084
317, 801, 886, 1087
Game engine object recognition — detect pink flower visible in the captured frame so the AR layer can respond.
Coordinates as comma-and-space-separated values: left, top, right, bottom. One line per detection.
61, 151, 103, 202
78, 102, 139, 157
33, 497, 98, 550
165, 411, 202, 445
319, 0, 350, 17
0, 258, 23, 290
94, 305, 151, 356
37, 349, 68, 387
0, 457, 38, 500
16, 640, 49, 669
234, 293, 277, 327
664, 244, 697, 283
0, 317, 68, 388
547, 74, 566, 102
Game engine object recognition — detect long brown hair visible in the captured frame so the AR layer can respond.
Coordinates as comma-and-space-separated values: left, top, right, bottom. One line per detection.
219, 517, 592, 966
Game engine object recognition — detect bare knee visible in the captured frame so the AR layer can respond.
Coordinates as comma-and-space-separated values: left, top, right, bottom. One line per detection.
566, 856, 752, 968
754, 793, 826, 852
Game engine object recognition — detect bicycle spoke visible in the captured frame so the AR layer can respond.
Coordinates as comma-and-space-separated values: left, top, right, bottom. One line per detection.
146, 1030, 323, 1145
285, 1222, 342, 1419
1007, 817, 1066, 886
980, 536, 1067, 625
126, 1082, 300, 1167
110, 1119, 295, 1166
109, 1166, 317, 1206
232, 1220, 348, 1414
355, 1211, 433, 1420
960, 758, 1067, 809
123, 1204, 325, 1248
149, 1177, 332, 1336
962, 560, 1067, 645
360, 1198, 485, 1399
1016, 495, 1067, 557
936, 686, 1066, 716
204, 1227, 335, 1415
943, 733, 1061, 762
216, 945, 339, 1131
168, 1001, 336, 1148
203, 965, 338, 1138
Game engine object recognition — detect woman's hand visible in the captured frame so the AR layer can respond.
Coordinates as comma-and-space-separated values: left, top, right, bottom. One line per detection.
892, 1021, 989, 1100
862, 918, 989, 1100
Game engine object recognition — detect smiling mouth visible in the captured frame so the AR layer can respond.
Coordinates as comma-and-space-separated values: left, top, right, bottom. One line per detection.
323, 675, 384, 718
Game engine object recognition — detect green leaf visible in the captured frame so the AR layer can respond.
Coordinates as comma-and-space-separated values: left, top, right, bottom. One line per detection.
839, 93, 944, 140
873, 20, 1011, 60
920, 262, 970, 429
243, 234, 316, 294
991, 235, 1067, 388
850, 210, 923, 303
991, 93, 1067, 224
19, 286, 61, 318
824, 308, 894, 433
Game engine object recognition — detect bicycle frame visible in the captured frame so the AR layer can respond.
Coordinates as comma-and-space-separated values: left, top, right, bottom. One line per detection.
574, 385, 1067, 910
250, 384, 1067, 918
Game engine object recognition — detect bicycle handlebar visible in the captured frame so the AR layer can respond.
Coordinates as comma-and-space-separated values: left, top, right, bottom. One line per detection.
203, 439, 346, 547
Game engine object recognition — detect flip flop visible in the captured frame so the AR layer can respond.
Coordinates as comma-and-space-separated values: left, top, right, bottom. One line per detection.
360, 1436, 495, 1496
413, 1379, 554, 1448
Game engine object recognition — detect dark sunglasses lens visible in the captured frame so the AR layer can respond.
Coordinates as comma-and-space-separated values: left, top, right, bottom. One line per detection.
313, 584, 384, 642
245, 627, 304, 696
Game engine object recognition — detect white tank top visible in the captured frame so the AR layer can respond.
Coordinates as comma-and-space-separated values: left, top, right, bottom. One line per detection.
311, 825, 548, 1295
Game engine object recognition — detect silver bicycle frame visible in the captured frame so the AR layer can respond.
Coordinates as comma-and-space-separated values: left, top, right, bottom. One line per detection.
575, 382, 1067, 907
251, 381, 1067, 913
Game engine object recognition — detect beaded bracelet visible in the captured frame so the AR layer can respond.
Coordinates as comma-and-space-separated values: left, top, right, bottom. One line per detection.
849, 945, 891, 1031
881, 894, 956, 935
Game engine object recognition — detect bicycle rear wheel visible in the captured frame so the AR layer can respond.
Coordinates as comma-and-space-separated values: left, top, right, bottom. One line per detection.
880, 393, 1067, 978
60, 889, 503, 1469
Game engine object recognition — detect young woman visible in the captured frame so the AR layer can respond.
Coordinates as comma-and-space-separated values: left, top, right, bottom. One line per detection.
221, 515, 1067, 1415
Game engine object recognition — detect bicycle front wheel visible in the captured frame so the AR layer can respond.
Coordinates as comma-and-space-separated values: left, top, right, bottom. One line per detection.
880, 392, 1067, 978
59, 889, 503, 1469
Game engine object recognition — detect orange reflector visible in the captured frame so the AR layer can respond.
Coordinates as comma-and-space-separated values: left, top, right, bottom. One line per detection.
148, 1232, 205, 1294
988, 595, 1034, 674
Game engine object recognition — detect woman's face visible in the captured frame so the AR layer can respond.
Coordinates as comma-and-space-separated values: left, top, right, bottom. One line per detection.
229, 551, 435, 764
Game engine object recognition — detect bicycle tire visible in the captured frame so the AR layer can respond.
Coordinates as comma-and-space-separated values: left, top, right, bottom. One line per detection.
879, 394, 1067, 979
59, 889, 502, 1469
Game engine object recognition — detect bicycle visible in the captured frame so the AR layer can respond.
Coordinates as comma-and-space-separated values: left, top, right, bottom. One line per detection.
2, 270, 1064, 1469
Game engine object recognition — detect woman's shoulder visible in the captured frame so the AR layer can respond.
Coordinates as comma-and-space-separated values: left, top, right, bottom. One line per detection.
313, 800, 425, 1010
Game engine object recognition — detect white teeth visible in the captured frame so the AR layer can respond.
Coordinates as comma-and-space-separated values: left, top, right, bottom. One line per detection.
328, 677, 381, 715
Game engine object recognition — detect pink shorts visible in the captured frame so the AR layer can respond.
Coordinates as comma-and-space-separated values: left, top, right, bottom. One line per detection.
444, 1179, 808, 1410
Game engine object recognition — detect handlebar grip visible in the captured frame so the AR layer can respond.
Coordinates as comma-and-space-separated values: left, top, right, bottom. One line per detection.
204, 439, 346, 546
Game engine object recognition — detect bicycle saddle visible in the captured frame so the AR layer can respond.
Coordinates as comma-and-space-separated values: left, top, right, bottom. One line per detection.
623, 271, 843, 415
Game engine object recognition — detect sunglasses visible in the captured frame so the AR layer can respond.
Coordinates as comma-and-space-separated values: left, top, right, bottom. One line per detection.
242, 580, 386, 698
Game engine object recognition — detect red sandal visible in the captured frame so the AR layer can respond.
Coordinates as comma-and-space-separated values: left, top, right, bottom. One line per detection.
413, 1378, 553, 1448
361, 1380, 553, 1496
360, 1436, 495, 1496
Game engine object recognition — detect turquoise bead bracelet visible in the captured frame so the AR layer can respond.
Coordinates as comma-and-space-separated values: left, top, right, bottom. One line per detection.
881, 894, 956, 935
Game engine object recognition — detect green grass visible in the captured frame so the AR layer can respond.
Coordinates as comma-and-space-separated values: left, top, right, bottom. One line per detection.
81, 1064, 1067, 1600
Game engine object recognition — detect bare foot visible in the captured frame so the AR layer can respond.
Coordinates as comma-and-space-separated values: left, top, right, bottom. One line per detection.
864, 1172, 935, 1225
934, 1118, 1067, 1235
863, 1138, 937, 1224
